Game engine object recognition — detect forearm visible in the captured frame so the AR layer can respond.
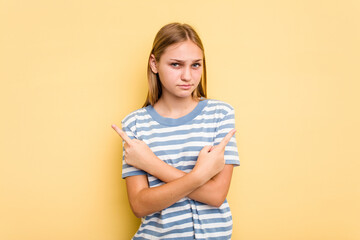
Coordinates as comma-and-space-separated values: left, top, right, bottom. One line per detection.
127, 171, 207, 218
122, 132, 236, 208
146, 157, 231, 207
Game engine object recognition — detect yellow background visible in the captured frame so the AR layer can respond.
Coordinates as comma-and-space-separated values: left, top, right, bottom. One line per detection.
1, 0, 359, 239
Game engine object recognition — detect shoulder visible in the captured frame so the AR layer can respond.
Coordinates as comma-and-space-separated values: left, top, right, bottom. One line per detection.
121, 107, 149, 127
204, 99, 235, 114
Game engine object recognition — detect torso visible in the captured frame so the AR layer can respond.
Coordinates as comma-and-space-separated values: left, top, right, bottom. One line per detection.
122, 99, 240, 239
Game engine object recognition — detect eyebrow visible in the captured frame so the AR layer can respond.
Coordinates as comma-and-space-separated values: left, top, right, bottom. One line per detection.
169, 59, 203, 62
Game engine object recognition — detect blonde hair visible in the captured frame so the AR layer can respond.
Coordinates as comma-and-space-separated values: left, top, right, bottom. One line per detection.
143, 22, 207, 107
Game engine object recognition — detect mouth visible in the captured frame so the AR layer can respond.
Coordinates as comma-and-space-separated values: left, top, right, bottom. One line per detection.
178, 84, 192, 90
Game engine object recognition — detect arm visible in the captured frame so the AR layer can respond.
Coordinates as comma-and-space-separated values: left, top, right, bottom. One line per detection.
112, 124, 236, 207
124, 144, 224, 218
149, 162, 234, 207
126, 148, 234, 207
125, 169, 205, 218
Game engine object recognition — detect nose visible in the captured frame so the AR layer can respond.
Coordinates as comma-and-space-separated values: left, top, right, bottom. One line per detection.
181, 66, 191, 81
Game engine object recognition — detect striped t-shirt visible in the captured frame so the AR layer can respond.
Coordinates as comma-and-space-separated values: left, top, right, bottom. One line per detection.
121, 99, 240, 240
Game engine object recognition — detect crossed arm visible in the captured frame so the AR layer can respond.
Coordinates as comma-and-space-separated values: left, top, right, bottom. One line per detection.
112, 124, 236, 218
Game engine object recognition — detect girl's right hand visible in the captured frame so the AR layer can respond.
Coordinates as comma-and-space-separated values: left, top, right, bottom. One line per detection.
193, 129, 236, 182
112, 124, 159, 173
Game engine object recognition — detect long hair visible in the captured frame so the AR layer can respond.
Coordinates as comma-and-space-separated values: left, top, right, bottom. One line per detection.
143, 23, 207, 107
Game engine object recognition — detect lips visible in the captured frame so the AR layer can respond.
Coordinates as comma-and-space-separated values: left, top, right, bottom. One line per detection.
178, 84, 192, 90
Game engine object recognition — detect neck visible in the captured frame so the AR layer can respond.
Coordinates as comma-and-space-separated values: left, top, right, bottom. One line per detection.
154, 95, 199, 119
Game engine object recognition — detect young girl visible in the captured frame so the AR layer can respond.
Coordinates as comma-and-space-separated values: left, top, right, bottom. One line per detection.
112, 22, 240, 239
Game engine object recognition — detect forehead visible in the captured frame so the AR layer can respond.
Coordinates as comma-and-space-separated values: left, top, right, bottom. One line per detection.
161, 40, 203, 61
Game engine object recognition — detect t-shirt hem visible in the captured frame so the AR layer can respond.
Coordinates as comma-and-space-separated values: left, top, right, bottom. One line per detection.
226, 161, 240, 166
122, 171, 147, 179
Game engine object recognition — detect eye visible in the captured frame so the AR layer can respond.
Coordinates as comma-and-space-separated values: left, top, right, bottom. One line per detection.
192, 63, 201, 68
170, 62, 180, 67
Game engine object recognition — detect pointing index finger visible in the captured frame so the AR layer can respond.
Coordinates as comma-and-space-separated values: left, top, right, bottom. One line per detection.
218, 129, 236, 149
111, 124, 133, 144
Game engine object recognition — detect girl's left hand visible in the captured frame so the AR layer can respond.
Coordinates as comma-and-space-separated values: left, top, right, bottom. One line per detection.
111, 124, 157, 172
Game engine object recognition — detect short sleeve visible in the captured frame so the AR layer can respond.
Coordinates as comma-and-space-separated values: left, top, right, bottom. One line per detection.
213, 106, 240, 166
121, 120, 147, 179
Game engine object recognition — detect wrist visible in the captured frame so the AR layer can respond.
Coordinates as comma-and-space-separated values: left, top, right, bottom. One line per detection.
145, 154, 164, 176
189, 168, 209, 187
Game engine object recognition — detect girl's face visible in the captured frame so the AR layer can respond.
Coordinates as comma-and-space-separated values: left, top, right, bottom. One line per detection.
150, 40, 203, 101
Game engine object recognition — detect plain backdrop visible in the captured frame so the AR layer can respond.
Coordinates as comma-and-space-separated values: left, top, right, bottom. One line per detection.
1, 0, 359, 239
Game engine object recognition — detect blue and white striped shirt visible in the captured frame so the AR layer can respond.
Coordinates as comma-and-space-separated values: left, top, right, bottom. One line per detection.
121, 99, 240, 239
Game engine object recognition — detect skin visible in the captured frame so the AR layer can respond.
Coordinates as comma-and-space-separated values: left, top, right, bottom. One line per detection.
111, 40, 236, 218
150, 39, 204, 117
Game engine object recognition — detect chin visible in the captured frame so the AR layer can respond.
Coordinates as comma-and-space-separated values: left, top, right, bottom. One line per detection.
175, 93, 193, 99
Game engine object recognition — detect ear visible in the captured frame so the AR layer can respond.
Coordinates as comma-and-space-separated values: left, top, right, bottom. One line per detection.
149, 54, 158, 74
